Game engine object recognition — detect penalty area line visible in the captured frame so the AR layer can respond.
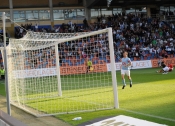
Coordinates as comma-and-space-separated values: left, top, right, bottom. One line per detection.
119, 108, 175, 122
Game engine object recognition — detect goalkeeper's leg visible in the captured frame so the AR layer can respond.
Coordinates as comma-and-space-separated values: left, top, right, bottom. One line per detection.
86, 66, 90, 73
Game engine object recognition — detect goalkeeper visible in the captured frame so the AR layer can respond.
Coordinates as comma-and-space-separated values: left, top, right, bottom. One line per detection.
0, 66, 5, 79
86, 59, 92, 73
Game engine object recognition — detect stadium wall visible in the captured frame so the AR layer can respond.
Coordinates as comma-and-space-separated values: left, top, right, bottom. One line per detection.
13, 0, 49, 8
11, 0, 79, 8
12, 58, 175, 78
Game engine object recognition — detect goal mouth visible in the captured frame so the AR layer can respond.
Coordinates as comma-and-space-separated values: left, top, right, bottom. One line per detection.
6, 28, 118, 116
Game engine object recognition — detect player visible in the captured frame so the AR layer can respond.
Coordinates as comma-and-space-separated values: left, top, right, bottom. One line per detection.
0, 66, 5, 79
156, 61, 169, 74
168, 64, 173, 72
86, 59, 92, 73
121, 51, 132, 89
158, 58, 163, 67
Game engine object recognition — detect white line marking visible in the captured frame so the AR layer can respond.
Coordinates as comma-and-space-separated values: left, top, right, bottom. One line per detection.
120, 108, 175, 122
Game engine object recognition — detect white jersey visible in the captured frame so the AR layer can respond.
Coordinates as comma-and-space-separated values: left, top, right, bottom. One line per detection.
121, 57, 131, 70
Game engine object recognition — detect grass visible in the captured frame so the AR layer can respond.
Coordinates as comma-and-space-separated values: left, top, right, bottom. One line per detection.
56, 68, 175, 126
1, 68, 175, 126
56, 109, 175, 126
11, 71, 114, 115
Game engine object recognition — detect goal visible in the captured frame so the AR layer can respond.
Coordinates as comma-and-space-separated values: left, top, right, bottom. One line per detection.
6, 28, 118, 117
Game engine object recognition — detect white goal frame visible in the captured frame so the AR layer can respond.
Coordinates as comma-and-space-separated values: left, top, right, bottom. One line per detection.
5, 28, 119, 117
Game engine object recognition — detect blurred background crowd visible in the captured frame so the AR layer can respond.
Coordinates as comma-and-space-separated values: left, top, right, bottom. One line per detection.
14, 13, 175, 68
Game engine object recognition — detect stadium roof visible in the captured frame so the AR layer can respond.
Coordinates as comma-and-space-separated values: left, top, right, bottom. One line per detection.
87, 0, 175, 8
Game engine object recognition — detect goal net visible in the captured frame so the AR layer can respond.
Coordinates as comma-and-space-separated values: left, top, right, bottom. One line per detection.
22, 31, 90, 40
6, 28, 118, 117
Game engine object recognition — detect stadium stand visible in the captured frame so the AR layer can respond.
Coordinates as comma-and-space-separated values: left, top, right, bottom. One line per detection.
14, 13, 175, 69
0, 0, 175, 68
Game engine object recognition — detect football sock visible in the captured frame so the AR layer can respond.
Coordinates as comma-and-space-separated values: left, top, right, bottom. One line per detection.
122, 79, 126, 86
129, 78, 132, 85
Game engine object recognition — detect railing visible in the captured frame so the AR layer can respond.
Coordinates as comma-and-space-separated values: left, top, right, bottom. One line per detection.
164, 15, 175, 22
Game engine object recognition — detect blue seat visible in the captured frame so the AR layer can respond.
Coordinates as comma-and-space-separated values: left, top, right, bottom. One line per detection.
79, 59, 84, 65
151, 53, 155, 59
68, 62, 72, 66
115, 58, 119, 62
76, 56, 80, 59
130, 57, 134, 61
145, 50, 149, 54
75, 62, 80, 66
147, 56, 151, 60
95, 60, 98, 64
167, 52, 171, 55
140, 56, 144, 60
99, 57, 104, 60
62, 59, 66, 63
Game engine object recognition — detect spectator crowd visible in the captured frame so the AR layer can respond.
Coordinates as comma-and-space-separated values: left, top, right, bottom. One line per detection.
14, 13, 175, 68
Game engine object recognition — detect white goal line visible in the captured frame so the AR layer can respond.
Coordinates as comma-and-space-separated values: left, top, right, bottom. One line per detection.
120, 108, 175, 122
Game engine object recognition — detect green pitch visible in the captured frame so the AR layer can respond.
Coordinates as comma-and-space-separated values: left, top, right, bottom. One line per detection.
57, 68, 175, 126
1, 68, 175, 126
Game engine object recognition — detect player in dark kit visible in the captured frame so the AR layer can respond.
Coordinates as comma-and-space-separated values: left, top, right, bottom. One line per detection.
156, 61, 170, 74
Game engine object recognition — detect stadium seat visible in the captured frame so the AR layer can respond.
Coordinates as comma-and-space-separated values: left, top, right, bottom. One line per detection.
144, 56, 147, 60
99, 57, 104, 61
93, 60, 98, 64
115, 58, 119, 62
147, 56, 151, 60
80, 59, 84, 65
76, 56, 80, 59
98, 60, 101, 64
75, 62, 79, 66
145, 50, 149, 54
140, 56, 144, 60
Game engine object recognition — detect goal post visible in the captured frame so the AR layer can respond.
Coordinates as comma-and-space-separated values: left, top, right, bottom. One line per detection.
6, 28, 119, 116
108, 28, 119, 109
55, 44, 62, 96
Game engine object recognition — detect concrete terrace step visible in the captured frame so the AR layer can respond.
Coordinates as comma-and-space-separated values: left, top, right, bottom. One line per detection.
0, 95, 72, 126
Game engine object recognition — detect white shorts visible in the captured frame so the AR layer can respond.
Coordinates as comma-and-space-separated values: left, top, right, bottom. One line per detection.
121, 69, 130, 76
163, 66, 169, 72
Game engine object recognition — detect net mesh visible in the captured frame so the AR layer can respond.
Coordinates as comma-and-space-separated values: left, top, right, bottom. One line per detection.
22, 31, 90, 40
7, 28, 116, 116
